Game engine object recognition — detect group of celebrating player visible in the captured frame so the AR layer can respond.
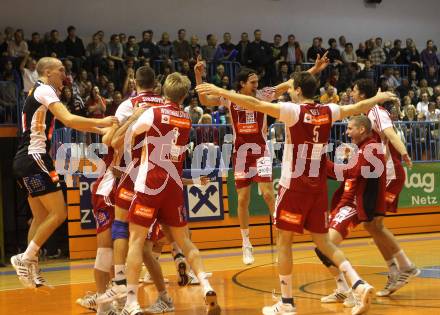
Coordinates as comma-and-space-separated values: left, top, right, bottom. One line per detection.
10, 50, 419, 315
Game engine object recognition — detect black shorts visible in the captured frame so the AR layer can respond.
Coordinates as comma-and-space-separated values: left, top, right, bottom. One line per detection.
13, 153, 61, 197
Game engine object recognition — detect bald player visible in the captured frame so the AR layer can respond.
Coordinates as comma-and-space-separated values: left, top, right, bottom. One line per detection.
11, 57, 117, 288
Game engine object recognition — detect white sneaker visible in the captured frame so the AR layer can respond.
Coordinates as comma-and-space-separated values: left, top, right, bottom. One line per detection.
120, 303, 143, 315
205, 290, 221, 315
352, 282, 375, 315
320, 289, 350, 303
242, 246, 255, 265
96, 284, 127, 304
343, 291, 356, 308
10, 254, 37, 288
188, 269, 200, 285
392, 265, 421, 292
97, 305, 119, 315
139, 272, 170, 284
376, 273, 398, 297
76, 292, 98, 311
143, 296, 175, 314
174, 253, 189, 286
32, 264, 51, 288
262, 301, 296, 315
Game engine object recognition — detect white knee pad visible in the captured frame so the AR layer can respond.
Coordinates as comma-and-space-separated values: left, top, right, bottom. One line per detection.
94, 247, 113, 272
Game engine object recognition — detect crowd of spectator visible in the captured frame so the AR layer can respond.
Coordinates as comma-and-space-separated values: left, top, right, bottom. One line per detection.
1, 25, 440, 128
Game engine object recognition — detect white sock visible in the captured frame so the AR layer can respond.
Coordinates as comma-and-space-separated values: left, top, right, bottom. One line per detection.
97, 301, 111, 312
126, 284, 138, 305
241, 229, 252, 247
114, 264, 126, 282
197, 272, 214, 295
171, 242, 183, 258
335, 271, 350, 292
279, 274, 293, 299
393, 250, 412, 271
152, 251, 161, 261
386, 258, 399, 275
23, 240, 40, 261
339, 260, 361, 287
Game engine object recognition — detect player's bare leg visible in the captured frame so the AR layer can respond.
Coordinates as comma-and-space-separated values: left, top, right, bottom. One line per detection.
27, 196, 48, 242
312, 233, 374, 315
364, 217, 419, 296
163, 225, 221, 315
236, 186, 254, 265
11, 191, 67, 288
258, 182, 275, 215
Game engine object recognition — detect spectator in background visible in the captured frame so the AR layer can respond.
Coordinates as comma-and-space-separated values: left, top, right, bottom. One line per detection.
105, 90, 122, 116
270, 34, 283, 63
64, 26, 85, 60
173, 28, 192, 61
426, 66, 439, 87
275, 61, 290, 84
370, 39, 386, 65
383, 40, 392, 63
138, 30, 158, 64
96, 75, 109, 97
425, 102, 440, 121
184, 95, 204, 124
405, 43, 422, 75
436, 94, 440, 109
220, 75, 230, 90
8, 29, 29, 58
396, 78, 410, 98
381, 67, 400, 90
102, 81, 115, 99
417, 92, 430, 113
280, 34, 298, 66
124, 35, 139, 61
86, 86, 106, 118
190, 35, 201, 60
19, 52, 37, 95
0, 32, 8, 57
86, 32, 107, 69
157, 32, 174, 60
389, 39, 403, 64
433, 85, 440, 101
339, 91, 352, 105
59, 86, 85, 118
338, 35, 347, 52
356, 42, 370, 63
63, 59, 75, 86
400, 95, 414, 118
215, 32, 237, 61
402, 104, 417, 121
1, 59, 22, 90
123, 68, 137, 99
236, 32, 249, 65
320, 85, 339, 104
27, 32, 46, 60
107, 34, 124, 62
201, 34, 217, 61
102, 59, 122, 90
119, 33, 127, 46
418, 79, 433, 97
357, 59, 375, 81
421, 40, 439, 69
210, 64, 225, 87
341, 43, 357, 64
46, 29, 66, 58
0, 72, 18, 122
327, 38, 343, 66
307, 37, 326, 62
212, 105, 228, 124
180, 60, 196, 87
247, 29, 272, 78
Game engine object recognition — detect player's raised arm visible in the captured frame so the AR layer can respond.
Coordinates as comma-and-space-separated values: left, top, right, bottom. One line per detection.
382, 127, 413, 168
196, 83, 281, 118
111, 107, 147, 150
194, 56, 221, 107
338, 90, 398, 120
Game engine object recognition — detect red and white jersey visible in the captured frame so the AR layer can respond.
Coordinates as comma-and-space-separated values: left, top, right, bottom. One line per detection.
278, 102, 340, 192
367, 105, 402, 180
93, 147, 116, 197
132, 101, 191, 194
220, 87, 276, 154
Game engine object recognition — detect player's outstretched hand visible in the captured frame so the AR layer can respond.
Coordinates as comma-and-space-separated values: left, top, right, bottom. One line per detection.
194, 55, 205, 76
196, 83, 223, 96
314, 51, 330, 72
403, 154, 413, 169
375, 89, 398, 103
99, 116, 119, 127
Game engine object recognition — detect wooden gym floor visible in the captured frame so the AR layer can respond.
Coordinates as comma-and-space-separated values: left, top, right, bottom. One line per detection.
0, 232, 439, 315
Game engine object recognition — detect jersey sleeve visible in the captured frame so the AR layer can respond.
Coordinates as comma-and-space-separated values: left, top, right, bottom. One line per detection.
132, 108, 154, 135
278, 102, 300, 127
256, 87, 276, 102
34, 85, 60, 107
327, 103, 341, 122
115, 99, 134, 124
372, 107, 393, 132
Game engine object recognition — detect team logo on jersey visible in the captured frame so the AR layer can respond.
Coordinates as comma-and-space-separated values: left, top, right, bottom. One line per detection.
162, 115, 170, 124
279, 210, 302, 225
134, 204, 155, 219
118, 188, 134, 201
304, 113, 330, 125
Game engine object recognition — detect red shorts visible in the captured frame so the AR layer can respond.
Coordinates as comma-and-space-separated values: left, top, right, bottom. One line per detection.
233, 152, 272, 189
92, 193, 115, 234
385, 167, 405, 213
329, 206, 360, 239
146, 220, 166, 242
114, 172, 136, 210
128, 182, 187, 228
274, 186, 328, 234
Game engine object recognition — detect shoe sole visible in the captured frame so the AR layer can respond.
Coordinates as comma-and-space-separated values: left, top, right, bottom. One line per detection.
354, 286, 375, 315
206, 293, 221, 315
75, 301, 97, 312
177, 261, 189, 286
10, 256, 35, 289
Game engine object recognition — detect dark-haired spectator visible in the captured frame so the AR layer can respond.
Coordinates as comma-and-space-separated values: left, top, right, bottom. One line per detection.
184, 96, 204, 124
341, 43, 356, 64
421, 40, 439, 69
8, 30, 29, 58
107, 34, 124, 62
356, 42, 370, 64
338, 35, 347, 53
124, 36, 139, 61
64, 26, 85, 59
247, 29, 272, 73
211, 64, 225, 87
425, 102, 440, 121
19, 52, 37, 95
236, 32, 249, 65
46, 30, 66, 58
275, 62, 290, 84
0, 72, 18, 122
280, 34, 300, 65
103, 81, 115, 100
383, 40, 392, 63
307, 37, 326, 62
370, 39, 386, 65
320, 85, 339, 104
157, 32, 174, 60
381, 67, 400, 90
86, 33, 107, 69
173, 28, 192, 61
389, 39, 403, 64
0, 32, 8, 57
396, 78, 410, 99
180, 60, 195, 87
119, 33, 127, 47
102, 59, 122, 90
201, 34, 217, 61
327, 38, 343, 65
190, 35, 201, 60
105, 90, 123, 116
27, 32, 46, 60
418, 79, 433, 98
63, 59, 75, 87
59, 86, 86, 119
138, 30, 158, 64
97, 75, 109, 96
86, 86, 106, 118
1, 59, 22, 90
220, 75, 230, 90
215, 32, 237, 61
